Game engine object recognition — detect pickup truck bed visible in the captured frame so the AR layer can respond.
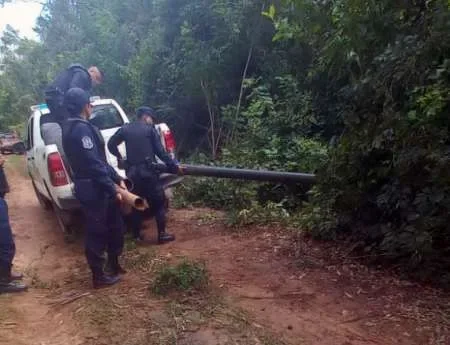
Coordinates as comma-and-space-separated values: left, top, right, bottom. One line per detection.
26, 99, 182, 241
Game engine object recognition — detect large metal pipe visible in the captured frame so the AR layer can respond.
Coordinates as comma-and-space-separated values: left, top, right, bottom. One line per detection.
116, 183, 149, 215
153, 163, 316, 185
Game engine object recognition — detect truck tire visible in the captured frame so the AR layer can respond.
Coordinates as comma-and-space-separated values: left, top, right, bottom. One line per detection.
32, 181, 52, 210
52, 202, 77, 243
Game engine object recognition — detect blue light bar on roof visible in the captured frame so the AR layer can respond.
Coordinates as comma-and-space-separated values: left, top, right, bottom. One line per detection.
30, 103, 50, 113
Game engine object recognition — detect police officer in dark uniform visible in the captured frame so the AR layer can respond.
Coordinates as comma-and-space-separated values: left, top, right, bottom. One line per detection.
107, 106, 180, 244
44, 64, 103, 123
61, 87, 126, 289
0, 154, 27, 294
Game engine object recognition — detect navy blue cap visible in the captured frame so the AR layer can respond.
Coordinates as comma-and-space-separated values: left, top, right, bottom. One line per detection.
64, 88, 90, 116
136, 106, 155, 118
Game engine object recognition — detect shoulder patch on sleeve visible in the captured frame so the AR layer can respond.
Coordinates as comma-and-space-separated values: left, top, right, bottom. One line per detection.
82, 136, 94, 149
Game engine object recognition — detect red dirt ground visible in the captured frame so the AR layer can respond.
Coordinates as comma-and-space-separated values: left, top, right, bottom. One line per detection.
0, 158, 448, 345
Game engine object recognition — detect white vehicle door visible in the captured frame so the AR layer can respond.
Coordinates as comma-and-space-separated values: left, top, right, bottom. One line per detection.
26, 114, 45, 193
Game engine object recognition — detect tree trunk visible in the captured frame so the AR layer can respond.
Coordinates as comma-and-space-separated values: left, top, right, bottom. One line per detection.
201, 80, 219, 160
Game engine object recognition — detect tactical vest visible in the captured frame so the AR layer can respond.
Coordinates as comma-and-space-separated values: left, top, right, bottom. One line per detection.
120, 122, 157, 166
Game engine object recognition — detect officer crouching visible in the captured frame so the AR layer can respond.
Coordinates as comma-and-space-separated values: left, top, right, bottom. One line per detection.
108, 106, 181, 244
61, 87, 126, 289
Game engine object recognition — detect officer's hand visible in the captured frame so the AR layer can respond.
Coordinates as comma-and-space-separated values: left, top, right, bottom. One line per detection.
116, 193, 123, 202
0, 154, 5, 167
119, 180, 127, 190
177, 165, 184, 175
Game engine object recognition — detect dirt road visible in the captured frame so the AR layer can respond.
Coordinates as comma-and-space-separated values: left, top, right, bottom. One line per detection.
0, 157, 448, 345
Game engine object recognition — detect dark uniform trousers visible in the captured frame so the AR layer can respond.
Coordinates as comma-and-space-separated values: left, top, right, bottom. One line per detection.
79, 195, 124, 275
107, 120, 177, 239
0, 197, 15, 269
128, 166, 166, 238
63, 116, 125, 277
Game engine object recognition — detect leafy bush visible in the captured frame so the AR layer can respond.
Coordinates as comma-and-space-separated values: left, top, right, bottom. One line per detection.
226, 201, 291, 227
174, 79, 329, 214
294, 2, 450, 283
174, 134, 327, 214
174, 176, 258, 211
151, 259, 209, 295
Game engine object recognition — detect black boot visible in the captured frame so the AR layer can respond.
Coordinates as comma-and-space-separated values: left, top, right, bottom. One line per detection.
105, 256, 127, 276
92, 272, 121, 289
0, 280, 28, 294
158, 232, 175, 244
0, 263, 27, 294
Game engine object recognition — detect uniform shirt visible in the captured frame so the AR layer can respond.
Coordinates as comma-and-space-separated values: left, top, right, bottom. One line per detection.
62, 117, 121, 198
45, 64, 92, 96
107, 121, 177, 172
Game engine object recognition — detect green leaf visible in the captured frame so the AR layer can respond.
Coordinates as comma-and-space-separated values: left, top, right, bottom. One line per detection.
262, 4, 276, 20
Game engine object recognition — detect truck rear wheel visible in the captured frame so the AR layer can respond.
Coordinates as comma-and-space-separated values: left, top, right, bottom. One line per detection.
32, 181, 52, 210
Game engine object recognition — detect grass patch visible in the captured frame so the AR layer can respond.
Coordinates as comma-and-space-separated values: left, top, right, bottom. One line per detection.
195, 211, 224, 226
124, 235, 138, 252
82, 295, 118, 327
123, 234, 158, 272
151, 259, 209, 295
124, 248, 156, 271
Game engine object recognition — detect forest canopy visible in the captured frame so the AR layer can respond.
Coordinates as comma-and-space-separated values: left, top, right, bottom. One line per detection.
1, 0, 449, 284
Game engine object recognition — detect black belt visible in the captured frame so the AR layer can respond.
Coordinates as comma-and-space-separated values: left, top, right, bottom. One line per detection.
128, 158, 156, 168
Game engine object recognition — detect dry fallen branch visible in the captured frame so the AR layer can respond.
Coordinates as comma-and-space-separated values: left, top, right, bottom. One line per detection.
47, 292, 91, 306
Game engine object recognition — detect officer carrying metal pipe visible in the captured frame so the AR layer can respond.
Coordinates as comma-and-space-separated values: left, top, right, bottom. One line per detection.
61, 87, 127, 289
107, 106, 182, 244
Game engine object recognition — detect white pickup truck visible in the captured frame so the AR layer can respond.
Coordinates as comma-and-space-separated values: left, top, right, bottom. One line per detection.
25, 98, 182, 241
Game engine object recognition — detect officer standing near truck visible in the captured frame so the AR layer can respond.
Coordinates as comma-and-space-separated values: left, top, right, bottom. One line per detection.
44, 64, 104, 123
108, 106, 180, 244
61, 87, 126, 289
0, 154, 27, 294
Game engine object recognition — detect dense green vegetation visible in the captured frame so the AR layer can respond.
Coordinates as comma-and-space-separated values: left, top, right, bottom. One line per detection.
1, 0, 449, 284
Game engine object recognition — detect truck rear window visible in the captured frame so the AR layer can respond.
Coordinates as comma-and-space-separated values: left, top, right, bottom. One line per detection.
89, 104, 124, 130
39, 104, 124, 131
